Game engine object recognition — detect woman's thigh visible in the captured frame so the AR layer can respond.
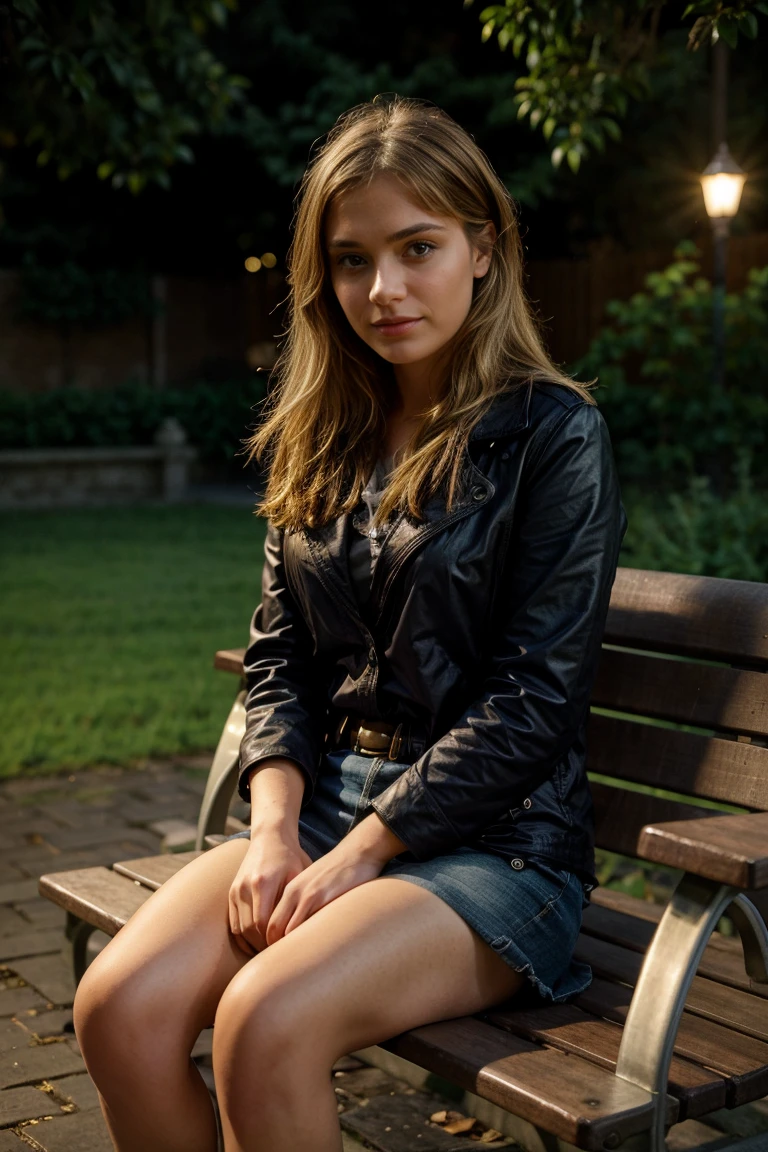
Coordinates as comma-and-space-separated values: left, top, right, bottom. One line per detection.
214, 874, 525, 1064
74, 839, 254, 1048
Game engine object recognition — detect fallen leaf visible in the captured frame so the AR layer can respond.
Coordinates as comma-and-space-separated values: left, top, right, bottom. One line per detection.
444, 1117, 479, 1135
430, 1111, 448, 1124
480, 1130, 504, 1143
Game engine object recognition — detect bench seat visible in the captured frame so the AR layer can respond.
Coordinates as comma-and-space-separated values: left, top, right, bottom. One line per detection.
40, 848, 768, 1148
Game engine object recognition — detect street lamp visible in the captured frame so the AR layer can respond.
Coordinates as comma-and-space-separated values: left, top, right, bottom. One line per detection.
699, 142, 746, 388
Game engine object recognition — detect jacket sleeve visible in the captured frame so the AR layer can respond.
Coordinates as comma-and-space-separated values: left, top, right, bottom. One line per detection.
370, 402, 627, 860
237, 521, 327, 806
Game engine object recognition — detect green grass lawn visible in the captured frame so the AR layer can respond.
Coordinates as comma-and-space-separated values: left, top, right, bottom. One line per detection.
1, 505, 266, 777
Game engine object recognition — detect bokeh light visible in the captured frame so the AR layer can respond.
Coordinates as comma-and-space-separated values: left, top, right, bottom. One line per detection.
244, 256, 262, 272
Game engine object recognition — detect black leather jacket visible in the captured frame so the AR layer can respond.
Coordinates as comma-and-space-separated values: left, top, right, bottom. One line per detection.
237, 381, 627, 882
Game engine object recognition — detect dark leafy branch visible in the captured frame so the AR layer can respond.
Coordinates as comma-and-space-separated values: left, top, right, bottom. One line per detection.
468, 0, 768, 170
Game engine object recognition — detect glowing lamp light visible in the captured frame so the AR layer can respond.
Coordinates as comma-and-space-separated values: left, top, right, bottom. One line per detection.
261, 252, 277, 268
700, 143, 746, 219
244, 256, 262, 273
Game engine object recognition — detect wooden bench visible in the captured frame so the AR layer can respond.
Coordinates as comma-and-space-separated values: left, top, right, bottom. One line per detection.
39, 567, 768, 1152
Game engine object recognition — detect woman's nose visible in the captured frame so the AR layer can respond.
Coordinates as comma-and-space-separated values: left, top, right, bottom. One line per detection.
369, 262, 406, 305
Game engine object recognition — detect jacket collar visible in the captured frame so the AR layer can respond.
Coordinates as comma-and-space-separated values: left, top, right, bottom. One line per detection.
468, 380, 532, 442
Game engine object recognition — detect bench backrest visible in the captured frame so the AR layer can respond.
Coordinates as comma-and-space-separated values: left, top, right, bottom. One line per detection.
589, 568, 768, 862
215, 566, 768, 864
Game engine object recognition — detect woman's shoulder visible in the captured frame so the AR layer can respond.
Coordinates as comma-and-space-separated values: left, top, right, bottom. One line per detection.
472, 378, 597, 444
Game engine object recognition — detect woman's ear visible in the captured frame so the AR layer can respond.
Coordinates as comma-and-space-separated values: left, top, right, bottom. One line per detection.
473, 221, 496, 279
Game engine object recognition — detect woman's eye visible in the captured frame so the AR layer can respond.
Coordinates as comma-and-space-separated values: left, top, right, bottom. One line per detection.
337, 253, 366, 268
408, 241, 435, 258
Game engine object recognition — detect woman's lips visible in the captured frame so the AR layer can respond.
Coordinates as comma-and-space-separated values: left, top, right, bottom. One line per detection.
372, 317, 422, 337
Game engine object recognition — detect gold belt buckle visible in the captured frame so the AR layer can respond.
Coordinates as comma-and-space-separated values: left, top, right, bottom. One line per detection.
353, 725, 391, 756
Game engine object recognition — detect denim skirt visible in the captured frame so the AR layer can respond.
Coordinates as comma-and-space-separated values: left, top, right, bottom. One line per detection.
225, 749, 591, 1003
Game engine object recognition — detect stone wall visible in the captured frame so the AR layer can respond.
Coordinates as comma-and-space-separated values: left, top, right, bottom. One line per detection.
0, 420, 196, 509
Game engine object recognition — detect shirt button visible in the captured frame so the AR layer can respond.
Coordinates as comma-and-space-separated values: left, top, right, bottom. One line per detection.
511, 858, 525, 870
501, 451, 510, 461
471, 485, 487, 502
523, 798, 532, 810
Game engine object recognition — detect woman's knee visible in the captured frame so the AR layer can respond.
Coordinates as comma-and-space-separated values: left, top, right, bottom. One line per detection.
213, 956, 335, 1075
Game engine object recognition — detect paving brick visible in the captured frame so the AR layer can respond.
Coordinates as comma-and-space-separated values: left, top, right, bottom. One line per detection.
13, 902, 66, 931
0, 986, 49, 1019
0, 1083, 59, 1127
0, 880, 41, 907
19, 843, 161, 880
341, 1094, 504, 1152
0, 909, 29, 938
9, 954, 75, 1008
0, 1037, 84, 1089
0, 932, 63, 965
0, 1018, 37, 1053
0, 880, 40, 905
14, 1009, 73, 1040
47, 1072, 101, 1113
43, 825, 158, 853
0, 1129, 28, 1150
17, 1110, 114, 1152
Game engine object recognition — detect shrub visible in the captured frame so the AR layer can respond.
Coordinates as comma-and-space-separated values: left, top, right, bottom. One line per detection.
575, 243, 768, 492
0, 377, 268, 476
621, 452, 768, 581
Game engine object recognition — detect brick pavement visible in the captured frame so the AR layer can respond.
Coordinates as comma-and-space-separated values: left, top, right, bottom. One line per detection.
0, 761, 516, 1151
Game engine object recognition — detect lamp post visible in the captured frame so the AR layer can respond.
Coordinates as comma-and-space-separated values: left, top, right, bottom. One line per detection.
700, 143, 746, 389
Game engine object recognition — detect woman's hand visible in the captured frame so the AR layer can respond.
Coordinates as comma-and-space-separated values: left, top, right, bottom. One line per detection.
228, 829, 313, 955
265, 812, 407, 944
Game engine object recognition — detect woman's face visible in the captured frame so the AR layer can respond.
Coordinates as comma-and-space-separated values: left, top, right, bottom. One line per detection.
325, 172, 492, 384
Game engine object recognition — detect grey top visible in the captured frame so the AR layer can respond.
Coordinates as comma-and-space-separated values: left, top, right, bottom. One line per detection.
348, 452, 395, 621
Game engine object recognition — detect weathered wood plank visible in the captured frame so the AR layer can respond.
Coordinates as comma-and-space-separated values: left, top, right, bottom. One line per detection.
486, 1001, 725, 1121
575, 976, 768, 1107
38, 868, 151, 936
112, 851, 201, 889
214, 648, 245, 675
589, 714, 768, 811
639, 811, 768, 888
382, 1016, 677, 1150
604, 569, 768, 666
592, 782, 717, 859
585, 891, 768, 1001
575, 933, 768, 1044
592, 648, 768, 739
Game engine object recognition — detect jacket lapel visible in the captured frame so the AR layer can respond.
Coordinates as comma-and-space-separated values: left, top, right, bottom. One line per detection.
297, 383, 533, 629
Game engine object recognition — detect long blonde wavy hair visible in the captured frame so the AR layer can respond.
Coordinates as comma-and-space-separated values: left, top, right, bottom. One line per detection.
247, 95, 593, 530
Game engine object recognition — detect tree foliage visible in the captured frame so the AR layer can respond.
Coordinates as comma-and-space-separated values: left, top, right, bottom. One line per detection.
470, 0, 768, 170
3, 0, 249, 192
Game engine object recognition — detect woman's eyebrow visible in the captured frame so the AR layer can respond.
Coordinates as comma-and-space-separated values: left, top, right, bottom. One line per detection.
327, 222, 447, 250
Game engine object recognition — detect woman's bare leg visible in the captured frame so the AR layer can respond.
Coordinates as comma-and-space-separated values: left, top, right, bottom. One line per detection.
213, 876, 525, 1152
72, 839, 255, 1152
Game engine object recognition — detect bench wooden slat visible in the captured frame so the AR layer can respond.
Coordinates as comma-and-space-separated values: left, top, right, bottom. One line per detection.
382, 1015, 676, 1149
639, 811, 768, 888
592, 649, 768, 739
214, 648, 246, 675
113, 851, 201, 889
485, 1001, 725, 1121
591, 782, 717, 859
576, 933, 768, 1045
576, 976, 768, 1107
604, 569, 768, 666
584, 894, 768, 1002
590, 714, 768, 811
38, 867, 152, 936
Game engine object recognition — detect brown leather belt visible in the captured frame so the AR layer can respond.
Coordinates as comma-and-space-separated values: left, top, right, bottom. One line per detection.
328, 714, 423, 762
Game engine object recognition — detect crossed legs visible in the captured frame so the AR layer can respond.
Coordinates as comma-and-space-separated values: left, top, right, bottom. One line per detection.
73, 840, 524, 1152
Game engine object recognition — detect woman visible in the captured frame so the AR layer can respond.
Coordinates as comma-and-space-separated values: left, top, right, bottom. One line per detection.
73, 96, 626, 1152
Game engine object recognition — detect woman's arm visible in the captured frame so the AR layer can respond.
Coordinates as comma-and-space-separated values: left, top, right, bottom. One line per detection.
370, 401, 627, 860
237, 521, 328, 809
